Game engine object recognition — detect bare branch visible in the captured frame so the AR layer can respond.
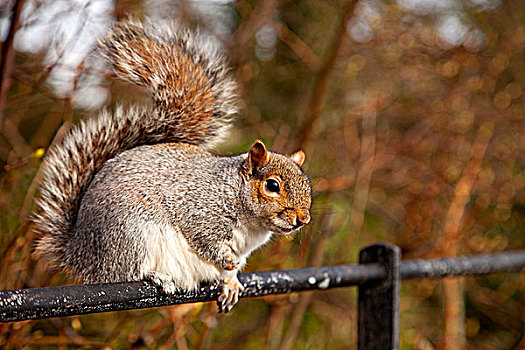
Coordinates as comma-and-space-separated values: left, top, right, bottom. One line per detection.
299, 0, 357, 154
0, 0, 25, 128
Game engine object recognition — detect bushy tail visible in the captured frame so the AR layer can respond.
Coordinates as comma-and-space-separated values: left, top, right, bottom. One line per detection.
33, 19, 238, 265
100, 19, 238, 148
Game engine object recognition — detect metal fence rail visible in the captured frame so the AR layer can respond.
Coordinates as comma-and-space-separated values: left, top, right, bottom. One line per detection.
1, 243, 525, 349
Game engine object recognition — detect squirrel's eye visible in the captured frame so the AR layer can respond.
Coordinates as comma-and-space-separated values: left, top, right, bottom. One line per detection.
265, 179, 280, 193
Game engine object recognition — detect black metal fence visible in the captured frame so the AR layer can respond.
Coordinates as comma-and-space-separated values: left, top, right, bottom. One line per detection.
1, 243, 525, 349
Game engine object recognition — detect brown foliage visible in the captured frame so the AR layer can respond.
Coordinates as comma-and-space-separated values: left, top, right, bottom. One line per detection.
1, 0, 524, 349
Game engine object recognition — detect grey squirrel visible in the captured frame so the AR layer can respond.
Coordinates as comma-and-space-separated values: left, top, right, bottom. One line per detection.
32, 19, 312, 312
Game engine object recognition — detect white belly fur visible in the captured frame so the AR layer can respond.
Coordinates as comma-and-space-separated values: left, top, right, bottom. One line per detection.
140, 222, 272, 290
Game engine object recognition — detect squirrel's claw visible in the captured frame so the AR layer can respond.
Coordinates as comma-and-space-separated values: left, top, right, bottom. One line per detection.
146, 271, 177, 294
218, 274, 244, 313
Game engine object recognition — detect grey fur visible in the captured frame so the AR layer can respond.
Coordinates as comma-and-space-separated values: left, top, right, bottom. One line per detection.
33, 20, 312, 311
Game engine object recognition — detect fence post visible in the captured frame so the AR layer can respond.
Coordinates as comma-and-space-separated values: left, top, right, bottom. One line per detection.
358, 243, 401, 350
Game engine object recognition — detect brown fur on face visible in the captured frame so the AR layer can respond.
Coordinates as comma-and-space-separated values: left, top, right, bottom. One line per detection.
242, 141, 312, 234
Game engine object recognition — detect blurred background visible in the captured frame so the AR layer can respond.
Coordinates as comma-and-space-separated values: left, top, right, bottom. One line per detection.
1, 0, 524, 349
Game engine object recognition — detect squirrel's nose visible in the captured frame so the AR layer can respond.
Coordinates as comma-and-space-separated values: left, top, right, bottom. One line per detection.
296, 210, 311, 226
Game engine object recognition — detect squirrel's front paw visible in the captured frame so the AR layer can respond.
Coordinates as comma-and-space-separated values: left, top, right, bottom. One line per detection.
217, 273, 244, 313
146, 271, 177, 294
220, 246, 240, 271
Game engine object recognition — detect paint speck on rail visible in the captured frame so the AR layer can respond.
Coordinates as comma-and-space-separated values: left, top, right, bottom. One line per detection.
318, 277, 330, 289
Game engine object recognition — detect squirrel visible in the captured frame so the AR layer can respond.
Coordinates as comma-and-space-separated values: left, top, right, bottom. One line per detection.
32, 19, 312, 312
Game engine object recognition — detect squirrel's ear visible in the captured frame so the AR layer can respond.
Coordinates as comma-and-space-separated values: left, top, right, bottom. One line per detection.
249, 140, 269, 169
241, 140, 269, 178
290, 150, 305, 167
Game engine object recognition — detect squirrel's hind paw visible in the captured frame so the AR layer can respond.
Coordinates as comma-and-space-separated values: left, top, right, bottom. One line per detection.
217, 274, 244, 313
146, 271, 178, 294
